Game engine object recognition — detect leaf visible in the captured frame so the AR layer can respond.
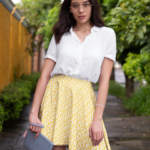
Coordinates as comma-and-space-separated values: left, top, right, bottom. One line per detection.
118, 15, 126, 24
137, 29, 144, 39
142, 26, 147, 33
107, 22, 120, 26
117, 0, 126, 6
110, 7, 123, 15
142, 0, 149, 3
140, 45, 149, 53
127, 34, 135, 43
147, 22, 150, 25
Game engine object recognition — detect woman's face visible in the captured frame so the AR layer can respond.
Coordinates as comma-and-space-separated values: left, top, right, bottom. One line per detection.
69, 0, 92, 25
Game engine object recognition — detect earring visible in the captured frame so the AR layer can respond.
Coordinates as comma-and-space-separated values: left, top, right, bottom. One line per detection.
67, 13, 72, 24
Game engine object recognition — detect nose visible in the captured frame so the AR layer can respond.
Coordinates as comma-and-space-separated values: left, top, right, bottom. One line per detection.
79, 5, 84, 13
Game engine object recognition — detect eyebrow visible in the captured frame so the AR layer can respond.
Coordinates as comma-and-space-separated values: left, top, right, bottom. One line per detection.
71, 0, 90, 4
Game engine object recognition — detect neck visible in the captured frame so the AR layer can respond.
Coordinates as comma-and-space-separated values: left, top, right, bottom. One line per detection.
73, 21, 94, 32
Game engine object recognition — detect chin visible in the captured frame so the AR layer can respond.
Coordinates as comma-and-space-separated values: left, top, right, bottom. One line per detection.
76, 19, 89, 24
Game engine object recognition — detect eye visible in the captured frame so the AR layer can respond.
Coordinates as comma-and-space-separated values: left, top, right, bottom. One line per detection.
72, 4, 79, 8
83, 3, 90, 7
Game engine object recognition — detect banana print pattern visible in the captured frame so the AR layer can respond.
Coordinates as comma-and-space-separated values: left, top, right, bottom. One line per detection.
38, 74, 111, 150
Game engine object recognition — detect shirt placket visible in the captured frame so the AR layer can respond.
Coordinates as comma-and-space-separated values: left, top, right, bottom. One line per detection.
76, 34, 93, 75
70, 28, 93, 76
76, 44, 83, 75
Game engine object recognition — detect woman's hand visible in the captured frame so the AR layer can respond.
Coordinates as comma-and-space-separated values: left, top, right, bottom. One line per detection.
22, 112, 42, 139
89, 117, 104, 146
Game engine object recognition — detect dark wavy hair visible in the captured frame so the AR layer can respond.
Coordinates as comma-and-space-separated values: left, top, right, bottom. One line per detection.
53, 0, 105, 44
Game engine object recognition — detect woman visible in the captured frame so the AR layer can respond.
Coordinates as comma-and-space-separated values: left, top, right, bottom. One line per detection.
23, 0, 116, 149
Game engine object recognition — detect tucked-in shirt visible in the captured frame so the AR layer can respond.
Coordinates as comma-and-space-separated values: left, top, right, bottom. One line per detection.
44, 25, 117, 83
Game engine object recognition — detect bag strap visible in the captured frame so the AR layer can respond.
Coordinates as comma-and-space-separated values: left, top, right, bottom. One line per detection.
29, 123, 44, 128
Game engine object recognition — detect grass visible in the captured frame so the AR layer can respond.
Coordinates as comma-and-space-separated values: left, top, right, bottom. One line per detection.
92, 80, 126, 99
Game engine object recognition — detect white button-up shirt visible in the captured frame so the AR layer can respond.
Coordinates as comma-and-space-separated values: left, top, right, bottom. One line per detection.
44, 25, 117, 83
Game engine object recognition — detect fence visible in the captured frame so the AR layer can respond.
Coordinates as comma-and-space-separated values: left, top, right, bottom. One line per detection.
0, 0, 32, 92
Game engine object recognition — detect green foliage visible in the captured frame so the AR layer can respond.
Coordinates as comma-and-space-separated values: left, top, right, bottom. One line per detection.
123, 84, 150, 116
101, 0, 118, 15
37, 3, 60, 49
108, 80, 150, 116
0, 104, 6, 132
92, 80, 126, 99
20, 72, 41, 92
123, 52, 150, 84
16, 0, 61, 55
104, 0, 150, 61
13, 63, 25, 81
16, 0, 60, 29
0, 80, 30, 119
0, 72, 40, 132
108, 80, 126, 99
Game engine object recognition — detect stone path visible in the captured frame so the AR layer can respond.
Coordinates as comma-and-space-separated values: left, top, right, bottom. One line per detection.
98, 94, 150, 150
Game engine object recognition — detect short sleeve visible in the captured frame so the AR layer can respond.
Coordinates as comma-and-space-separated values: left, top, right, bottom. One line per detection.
104, 29, 117, 62
44, 34, 57, 62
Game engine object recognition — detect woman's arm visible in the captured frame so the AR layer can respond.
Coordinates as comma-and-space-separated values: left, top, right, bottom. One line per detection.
30, 58, 56, 116
93, 57, 114, 120
23, 58, 56, 138
29, 58, 56, 136
89, 28, 116, 146
89, 57, 114, 146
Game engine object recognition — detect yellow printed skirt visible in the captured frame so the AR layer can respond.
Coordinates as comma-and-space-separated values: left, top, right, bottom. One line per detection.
38, 74, 111, 150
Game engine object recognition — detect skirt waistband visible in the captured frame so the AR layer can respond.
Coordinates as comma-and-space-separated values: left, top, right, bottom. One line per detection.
50, 74, 93, 88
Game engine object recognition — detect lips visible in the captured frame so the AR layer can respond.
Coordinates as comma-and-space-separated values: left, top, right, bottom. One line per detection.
78, 16, 85, 19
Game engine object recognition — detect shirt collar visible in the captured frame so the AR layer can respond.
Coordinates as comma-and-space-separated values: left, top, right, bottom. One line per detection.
70, 25, 99, 33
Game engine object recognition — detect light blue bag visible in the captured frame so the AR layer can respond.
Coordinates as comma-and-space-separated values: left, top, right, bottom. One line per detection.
23, 123, 54, 150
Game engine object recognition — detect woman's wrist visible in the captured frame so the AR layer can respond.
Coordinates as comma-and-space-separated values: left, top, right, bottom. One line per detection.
30, 110, 38, 116
93, 106, 104, 120
93, 111, 103, 121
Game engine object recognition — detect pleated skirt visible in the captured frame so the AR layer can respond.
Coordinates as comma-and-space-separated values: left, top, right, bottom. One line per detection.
38, 74, 111, 150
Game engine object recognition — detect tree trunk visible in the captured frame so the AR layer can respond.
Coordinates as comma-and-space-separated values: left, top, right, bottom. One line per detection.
110, 66, 115, 80
125, 74, 134, 98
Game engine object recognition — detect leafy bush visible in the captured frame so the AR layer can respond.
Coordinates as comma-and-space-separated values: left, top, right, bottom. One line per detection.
104, 0, 150, 61
0, 104, 6, 132
101, 0, 118, 14
123, 52, 150, 84
122, 84, 150, 116
20, 72, 41, 93
108, 80, 150, 116
0, 72, 40, 132
0, 80, 31, 120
